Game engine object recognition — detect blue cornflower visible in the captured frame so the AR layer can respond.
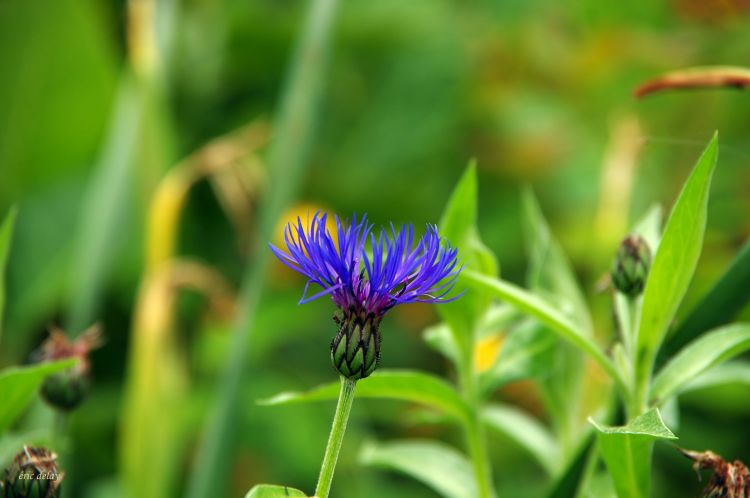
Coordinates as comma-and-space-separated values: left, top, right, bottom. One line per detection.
270, 212, 461, 379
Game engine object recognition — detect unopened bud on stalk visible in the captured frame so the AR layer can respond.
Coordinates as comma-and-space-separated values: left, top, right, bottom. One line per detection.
330, 310, 381, 381
611, 234, 651, 298
32, 324, 103, 412
1, 446, 64, 498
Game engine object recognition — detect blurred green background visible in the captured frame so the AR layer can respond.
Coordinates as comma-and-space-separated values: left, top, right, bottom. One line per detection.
1, 0, 749, 497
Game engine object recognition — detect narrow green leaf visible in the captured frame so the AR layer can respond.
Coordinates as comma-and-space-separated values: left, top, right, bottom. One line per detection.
437, 163, 498, 367
67, 78, 143, 334
651, 323, 750, 403
664, 238, 750, 360
483, 403, 559, 474
591, 409, 676, 498
461, 271, 623, 391
631, 205, 662, 253
424, 304, 519, 367
439, 161, 478, 246
258, 370, 470, 423
0, 207, 18, 342
681, 361, 750, 393
360, 439, 478, 498
635, 133, 719, 386
523, 188, 592, 335
423, 323, 459, 365
480, 321, 557, 392
591, 408, 676, 438
245, 484, 307, 498
583, 473, 617, 498
0, 359, 76, 435
545, 433, 595, 498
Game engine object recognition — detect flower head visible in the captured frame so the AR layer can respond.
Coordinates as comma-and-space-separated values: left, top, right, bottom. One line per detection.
611, 234, 652, 298
1, 446, 64, 498
271, 212, 461, 379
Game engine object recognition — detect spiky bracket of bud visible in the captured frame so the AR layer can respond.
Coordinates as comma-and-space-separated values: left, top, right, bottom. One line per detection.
330, 310, 381, 381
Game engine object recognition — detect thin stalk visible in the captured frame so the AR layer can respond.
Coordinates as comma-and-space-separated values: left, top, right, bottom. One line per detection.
56, 412, 72, 498
623, 295, 649, 419
630, 364, 652, 419
457, 346, 495, 498
315, 377, 357, 498
466, 416, 495, 498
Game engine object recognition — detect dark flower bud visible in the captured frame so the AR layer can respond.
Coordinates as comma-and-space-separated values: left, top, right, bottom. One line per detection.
611, 234, 652, 298
2, 446, 64, 498
40, 370, 89, 412
32, 324, 103, 412
330, 310, 381, 381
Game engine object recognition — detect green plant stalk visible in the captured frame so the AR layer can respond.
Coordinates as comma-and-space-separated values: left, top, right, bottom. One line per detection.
624, 296, 649, 420
631, 364, 652, 420
185, 0, 340, 496
315, 377, 357, 498
457, 346, 495, 498
466, 415, 495, 498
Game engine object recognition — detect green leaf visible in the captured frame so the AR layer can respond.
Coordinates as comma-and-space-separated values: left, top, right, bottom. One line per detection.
0, 207, 17, 342
437, 163, 498, 366
591, 409, 677, 498
681, 361, 750, 393
424, 304, 519, 368
635, 133, 719, 386
258, 370, 470, 423
423, 323, 459, 365
522, 188, 591, 335
483, 403, 559, 474
439, 161, 478, 246
360, 439, 478, 498
461, 270, 623, 390
651, 323, 750, 403
545, 433, 595, 498
631, 205, 662, 253
664, 238, 750, 360
0, 359, 76, 435
480, 321, 557, 392
244, 484, 307, 498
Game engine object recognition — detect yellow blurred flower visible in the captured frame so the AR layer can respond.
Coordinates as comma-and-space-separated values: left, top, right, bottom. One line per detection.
474, 333, 504, 373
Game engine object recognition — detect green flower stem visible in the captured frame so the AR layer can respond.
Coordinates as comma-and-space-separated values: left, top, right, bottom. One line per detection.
315, 376, 357, 498
627, 297, 648, 419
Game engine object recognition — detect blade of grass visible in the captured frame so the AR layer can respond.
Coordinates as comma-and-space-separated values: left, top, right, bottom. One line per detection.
185, 1, 340, 497
0, 207, 17, 344
65, 76, 144, 334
